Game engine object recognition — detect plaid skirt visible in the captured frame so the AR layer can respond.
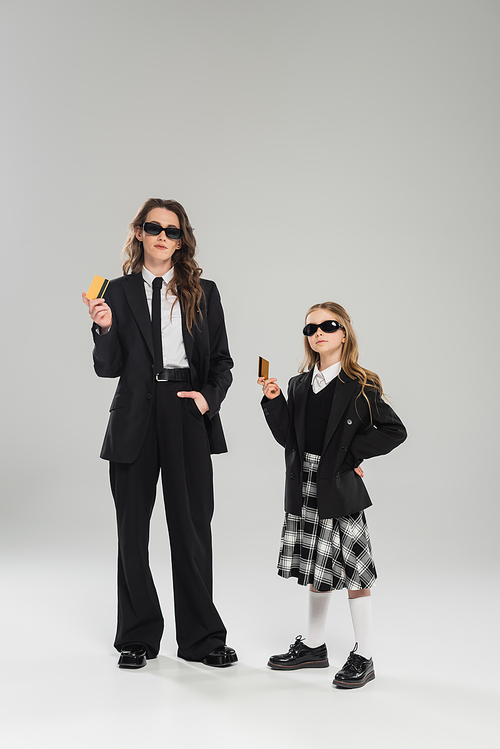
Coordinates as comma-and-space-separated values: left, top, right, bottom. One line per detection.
278, 452, 377, 591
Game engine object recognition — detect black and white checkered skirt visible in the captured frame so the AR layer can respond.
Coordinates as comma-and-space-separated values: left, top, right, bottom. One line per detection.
278, 452, 377, 591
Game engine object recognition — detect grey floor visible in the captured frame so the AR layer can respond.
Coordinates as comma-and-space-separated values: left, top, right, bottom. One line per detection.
1, 544, 498, 749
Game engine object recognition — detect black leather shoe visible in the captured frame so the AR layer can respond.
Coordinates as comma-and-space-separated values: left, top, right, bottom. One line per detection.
333, 643, 375, 688
202, 645, 238, 667
118, 644, 147, 669
268, 635, 329, 670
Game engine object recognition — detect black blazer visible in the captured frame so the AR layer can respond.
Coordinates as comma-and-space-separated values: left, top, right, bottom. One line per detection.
261, 369, 407, 519
91, 273, 233, 463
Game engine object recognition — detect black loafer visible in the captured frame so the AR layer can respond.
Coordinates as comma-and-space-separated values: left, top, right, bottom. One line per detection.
268, 635, 329, 670
202, 645, 238, 667
333, 643, 375, 688
118, 644, 147, 669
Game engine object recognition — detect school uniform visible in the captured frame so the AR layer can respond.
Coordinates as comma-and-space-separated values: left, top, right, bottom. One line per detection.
261, 362, 407, 591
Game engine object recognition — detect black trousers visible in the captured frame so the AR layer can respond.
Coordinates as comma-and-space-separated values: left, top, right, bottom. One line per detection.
109, 379, 227, 661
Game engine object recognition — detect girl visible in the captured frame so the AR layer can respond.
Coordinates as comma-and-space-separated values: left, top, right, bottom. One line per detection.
82, 198, 237, 669
258, 302, 406, 688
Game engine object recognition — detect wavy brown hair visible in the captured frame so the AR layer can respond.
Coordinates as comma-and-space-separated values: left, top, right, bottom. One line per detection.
300, 302, 384, 412
121, 198, 203, 332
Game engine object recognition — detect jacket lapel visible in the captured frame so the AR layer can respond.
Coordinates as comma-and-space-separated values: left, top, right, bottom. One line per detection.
293, 371, 313, 456
180, 298, 195, 370
321, 370, 358, 452
122, 273, 154, 360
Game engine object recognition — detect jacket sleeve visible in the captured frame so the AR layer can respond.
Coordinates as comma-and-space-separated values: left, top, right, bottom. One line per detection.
348, 389, 407, 464
260, 379, 295, 448
199, 282, 233, 419
91, 319, 123, 379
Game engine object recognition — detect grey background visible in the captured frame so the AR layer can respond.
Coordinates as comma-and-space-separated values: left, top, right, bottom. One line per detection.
1, 1, 499, 747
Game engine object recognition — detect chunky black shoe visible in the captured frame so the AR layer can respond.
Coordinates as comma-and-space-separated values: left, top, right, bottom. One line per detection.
268, 635, 329, 670
118, 644, 147, 669
202, 645, 238, 667
333, 643, 375, 688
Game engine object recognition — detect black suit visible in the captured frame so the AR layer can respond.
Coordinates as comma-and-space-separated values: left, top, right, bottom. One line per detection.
261, 369, 407, 520
91, 272, 233, 660
93, 272, 231, 461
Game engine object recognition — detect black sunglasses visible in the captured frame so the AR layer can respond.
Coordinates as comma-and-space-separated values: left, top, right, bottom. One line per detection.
303, 320, 344, 336
143, 222, 183, 240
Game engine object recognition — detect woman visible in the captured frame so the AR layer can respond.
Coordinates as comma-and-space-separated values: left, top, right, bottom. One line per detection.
258, 302, 406, 688
82, 198, 237, 669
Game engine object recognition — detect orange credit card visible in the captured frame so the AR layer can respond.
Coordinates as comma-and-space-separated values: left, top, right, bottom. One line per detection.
258, 356, 269, 379
86, 275, 109, 300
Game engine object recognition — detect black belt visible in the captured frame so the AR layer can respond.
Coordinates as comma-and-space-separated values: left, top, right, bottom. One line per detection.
156, 368, 190, 382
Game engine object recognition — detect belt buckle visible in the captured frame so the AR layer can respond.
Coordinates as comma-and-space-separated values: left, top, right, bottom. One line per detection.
156, 368, 188, 382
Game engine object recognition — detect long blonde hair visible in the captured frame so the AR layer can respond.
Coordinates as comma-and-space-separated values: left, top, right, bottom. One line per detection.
121, 198, 203, 332
300, 302, 384, 407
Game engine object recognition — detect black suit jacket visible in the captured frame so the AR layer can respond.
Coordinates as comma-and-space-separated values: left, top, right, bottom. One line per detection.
91, 273, 233, 463
261, 369, 407, 519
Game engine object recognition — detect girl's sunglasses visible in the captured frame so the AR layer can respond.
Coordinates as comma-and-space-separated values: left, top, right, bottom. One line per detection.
143, 222, 184, 240
303, 320, 344, 336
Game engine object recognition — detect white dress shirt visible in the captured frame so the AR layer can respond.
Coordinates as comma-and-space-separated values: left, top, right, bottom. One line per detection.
311, 360, 341, 394
142, 266, 189, 369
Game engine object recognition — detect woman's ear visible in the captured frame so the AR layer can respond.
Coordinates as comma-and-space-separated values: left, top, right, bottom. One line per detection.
134, 225, 142, 241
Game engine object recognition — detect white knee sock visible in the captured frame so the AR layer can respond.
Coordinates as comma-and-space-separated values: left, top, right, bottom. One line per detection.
306, 590, 332, 648
348, 596, 372, 659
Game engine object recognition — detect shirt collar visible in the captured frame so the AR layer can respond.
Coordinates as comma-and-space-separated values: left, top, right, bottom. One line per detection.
312, 360, 341, 386
141, 265, 174, 286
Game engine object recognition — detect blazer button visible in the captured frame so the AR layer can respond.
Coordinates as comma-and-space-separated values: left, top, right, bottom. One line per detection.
147, 393, 152, 400
347, 419, 352, 425
290, 472, 296, 479
264, 408, 269, 415
292, 445, 296, 452
335, 471, 340, 479
341, 445, 347, 451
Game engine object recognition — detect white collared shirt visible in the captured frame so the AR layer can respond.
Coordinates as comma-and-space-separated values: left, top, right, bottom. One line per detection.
142, 266, 189, 369
311, 360, 341, 394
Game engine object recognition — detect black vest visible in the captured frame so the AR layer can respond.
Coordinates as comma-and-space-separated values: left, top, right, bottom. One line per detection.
304, 377, 337, 455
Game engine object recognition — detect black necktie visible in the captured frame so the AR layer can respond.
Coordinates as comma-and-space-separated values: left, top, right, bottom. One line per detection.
152, 277, 164, 375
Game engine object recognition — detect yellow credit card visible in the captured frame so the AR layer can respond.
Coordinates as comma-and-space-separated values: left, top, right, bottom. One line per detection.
86, 275, 109, 300
258, 356, 269, 379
